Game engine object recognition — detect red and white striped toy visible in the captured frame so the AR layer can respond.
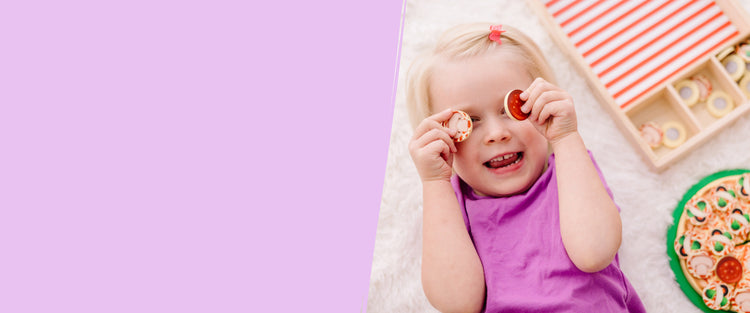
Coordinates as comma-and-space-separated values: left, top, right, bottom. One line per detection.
541, 0, 739, 109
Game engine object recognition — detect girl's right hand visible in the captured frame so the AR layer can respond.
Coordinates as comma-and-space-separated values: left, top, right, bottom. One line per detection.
408, 108, 459, 182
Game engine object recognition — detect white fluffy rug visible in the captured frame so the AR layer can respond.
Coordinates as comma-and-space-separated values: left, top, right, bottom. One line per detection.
368, 1, 750, 312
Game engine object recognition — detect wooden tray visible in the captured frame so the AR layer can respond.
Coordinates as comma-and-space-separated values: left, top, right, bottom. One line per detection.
527, 0, 750, 171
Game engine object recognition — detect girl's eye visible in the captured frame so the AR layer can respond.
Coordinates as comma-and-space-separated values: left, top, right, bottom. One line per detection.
470, 116, 480, 123
499, 107, 511, 119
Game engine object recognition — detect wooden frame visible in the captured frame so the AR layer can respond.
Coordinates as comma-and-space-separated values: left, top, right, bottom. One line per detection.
527, 0, 750, 171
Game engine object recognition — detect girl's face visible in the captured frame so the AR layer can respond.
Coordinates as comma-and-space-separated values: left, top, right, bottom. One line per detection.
430, 50, 548, 197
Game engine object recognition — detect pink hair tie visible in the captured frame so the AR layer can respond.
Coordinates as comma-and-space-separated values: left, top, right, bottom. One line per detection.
489, 25, 505, 44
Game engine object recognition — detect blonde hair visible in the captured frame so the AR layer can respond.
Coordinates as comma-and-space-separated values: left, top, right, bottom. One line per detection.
405, 23, 556, 129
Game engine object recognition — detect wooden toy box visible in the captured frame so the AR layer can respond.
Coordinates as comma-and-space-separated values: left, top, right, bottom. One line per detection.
527, 0, 750, 171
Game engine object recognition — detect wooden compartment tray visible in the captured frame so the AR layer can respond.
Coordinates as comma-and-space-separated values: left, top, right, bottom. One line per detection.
528, 0, 750, 171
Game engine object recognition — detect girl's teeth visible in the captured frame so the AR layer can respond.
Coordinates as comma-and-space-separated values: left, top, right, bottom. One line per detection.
485, 152, 522, 168
492, 154, 515, 162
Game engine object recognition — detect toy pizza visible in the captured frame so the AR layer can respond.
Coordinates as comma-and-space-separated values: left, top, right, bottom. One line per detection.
669, 170, 750, 312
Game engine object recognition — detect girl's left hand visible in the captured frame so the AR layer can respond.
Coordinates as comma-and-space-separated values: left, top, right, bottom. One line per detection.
519, 78, 578, 145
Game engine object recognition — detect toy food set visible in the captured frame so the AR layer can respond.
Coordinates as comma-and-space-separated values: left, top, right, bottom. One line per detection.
668, 170, 750, 312
528, 0, 750, 171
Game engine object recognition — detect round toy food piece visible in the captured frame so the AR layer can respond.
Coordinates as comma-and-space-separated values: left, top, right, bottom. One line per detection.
718, 46, 735, 61
675, 79, 700, 107
708, 229, 734, 256
504, 89, 528, 121
737, 43, 750, 62
675, 230, 707, 258
739, 74, 750, 98
723, 54, 746, 82
727, 208, 750, 237
688, 252, 715, 279
639, 122, 663, 149
717, 256, 743, 284
733, 286, 750, 313
706, 91, 735, 118
685, 197, 712, 226
662, 121, 687, 149
692, 74, 712, 101
713, 185, 737, 212
442, 110, 473, 142
703, 282, 732, 310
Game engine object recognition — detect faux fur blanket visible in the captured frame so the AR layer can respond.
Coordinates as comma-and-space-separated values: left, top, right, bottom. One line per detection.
368, 1, 750, 312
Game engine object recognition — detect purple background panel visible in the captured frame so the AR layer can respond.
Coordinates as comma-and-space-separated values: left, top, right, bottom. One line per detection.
0, 0, 402, 312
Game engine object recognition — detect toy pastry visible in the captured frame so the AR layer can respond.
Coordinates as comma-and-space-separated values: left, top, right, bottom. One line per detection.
504, 89, 529, 121
723, 54, 746, 82
719, 46, 735, 61
739, 74, 750, 98
442, 110, 473, 142
737, 43, 750, 62
638, 122, 663, 149
692, 75, 712, 102
706, 91, 734, 118
662, 121, 687, 148
675, 79, 700, 107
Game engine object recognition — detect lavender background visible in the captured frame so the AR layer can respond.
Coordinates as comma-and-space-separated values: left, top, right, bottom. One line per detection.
0, 0, 402, 311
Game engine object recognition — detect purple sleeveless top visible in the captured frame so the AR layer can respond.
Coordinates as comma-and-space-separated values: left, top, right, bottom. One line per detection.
451, 153, 646, 313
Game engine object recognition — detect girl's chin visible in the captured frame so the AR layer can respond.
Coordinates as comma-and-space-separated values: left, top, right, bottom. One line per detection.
475, 176, 534, 197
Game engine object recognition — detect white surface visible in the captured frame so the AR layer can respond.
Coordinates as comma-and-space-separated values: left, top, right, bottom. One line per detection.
368, 0, 750, 312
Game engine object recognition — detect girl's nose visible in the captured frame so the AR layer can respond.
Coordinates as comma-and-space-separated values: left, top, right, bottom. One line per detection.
483, 118, 511, 144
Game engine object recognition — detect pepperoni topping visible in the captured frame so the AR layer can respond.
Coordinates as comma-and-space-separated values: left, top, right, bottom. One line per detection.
504, 89, 528, 121
716, 256, 743, 284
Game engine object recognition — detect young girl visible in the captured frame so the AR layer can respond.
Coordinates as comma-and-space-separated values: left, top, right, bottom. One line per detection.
406, 23, 646, 313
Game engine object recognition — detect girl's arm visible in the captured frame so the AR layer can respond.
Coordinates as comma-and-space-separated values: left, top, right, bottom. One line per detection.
522, 78, 621, 273
421, 180, 485, 313
552, 134, 621, 273
409, 109, 485, 313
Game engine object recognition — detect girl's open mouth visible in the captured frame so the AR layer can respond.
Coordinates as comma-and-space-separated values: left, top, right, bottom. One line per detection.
484, 152, 523, 169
